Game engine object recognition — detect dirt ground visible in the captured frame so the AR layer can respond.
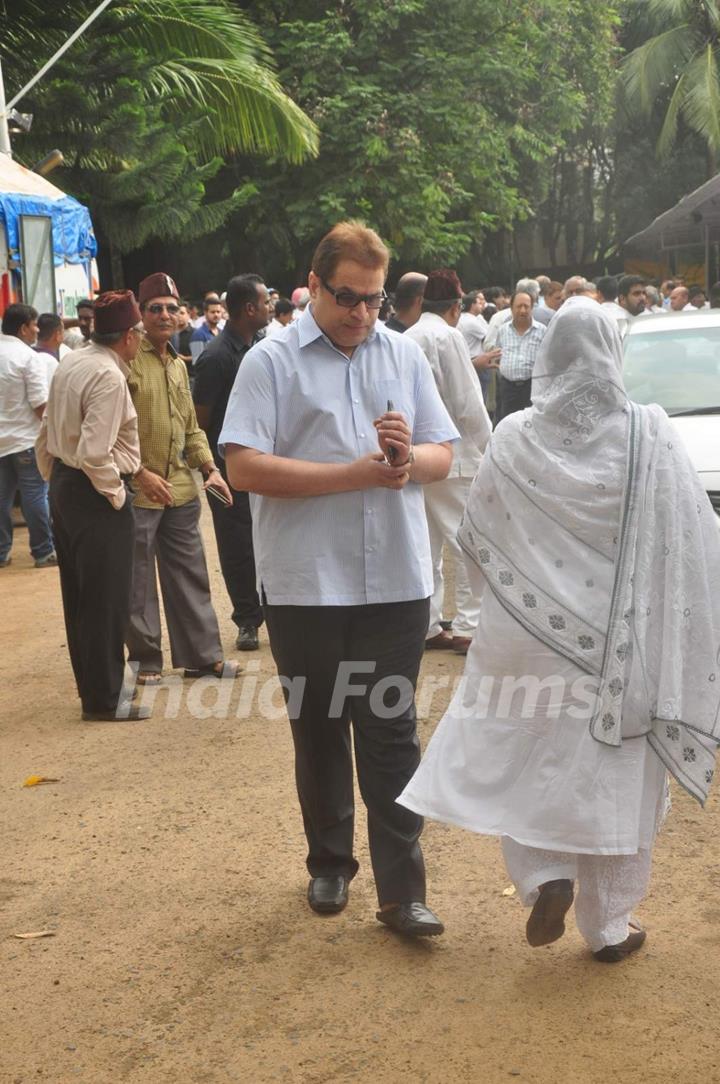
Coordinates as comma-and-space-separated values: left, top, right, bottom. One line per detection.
2, 506, 720, 1084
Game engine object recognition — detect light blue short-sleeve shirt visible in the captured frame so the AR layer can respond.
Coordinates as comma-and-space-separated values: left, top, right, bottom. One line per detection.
218, 307, 459, 606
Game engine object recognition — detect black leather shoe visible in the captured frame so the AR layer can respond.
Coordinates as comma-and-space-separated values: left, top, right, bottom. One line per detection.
376, 902, 444, 937
82, 704, 151, 722
236, 625, 259, 651
308, 876, 349, 914
526, 879, 574, 947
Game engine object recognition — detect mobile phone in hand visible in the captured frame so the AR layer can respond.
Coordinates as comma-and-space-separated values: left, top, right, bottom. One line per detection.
206, 484, 232, 506
386, 398, 397, 463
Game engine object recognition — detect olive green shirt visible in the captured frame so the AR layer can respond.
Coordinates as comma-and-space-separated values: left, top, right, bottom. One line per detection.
128, 336, 213, 509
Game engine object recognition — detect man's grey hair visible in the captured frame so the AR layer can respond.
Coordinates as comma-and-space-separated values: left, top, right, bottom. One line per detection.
515, 277, 540, 302
645, 284, 660, 307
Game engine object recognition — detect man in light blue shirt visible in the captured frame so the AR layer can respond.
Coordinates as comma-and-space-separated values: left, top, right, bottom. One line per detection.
220, 221, 459, 937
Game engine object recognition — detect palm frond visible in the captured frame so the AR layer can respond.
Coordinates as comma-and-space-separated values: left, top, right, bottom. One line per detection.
656, 68, 689, 156
645, 0, 697, 24
113, 0, 317, 162
682, 44, 720, 155
117, 0, 272, 64
146, 58, 318, 162
621, 23, 696, 114
2, 0, 318, 164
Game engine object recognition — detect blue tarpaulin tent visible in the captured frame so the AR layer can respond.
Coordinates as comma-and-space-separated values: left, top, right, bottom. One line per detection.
0, 155, 97, 267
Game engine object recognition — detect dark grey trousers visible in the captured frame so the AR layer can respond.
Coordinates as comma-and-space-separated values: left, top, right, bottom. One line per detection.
264, 598, 430, 906
126, 497, 222, 672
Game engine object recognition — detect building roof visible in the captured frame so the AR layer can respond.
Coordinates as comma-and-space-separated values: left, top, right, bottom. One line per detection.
625, 173, 720, 253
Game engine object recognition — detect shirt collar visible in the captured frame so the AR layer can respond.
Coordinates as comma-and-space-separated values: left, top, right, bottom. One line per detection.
93, 342, 131, 378
418, 312, 451, 327
220, 323, 257, 352
139, 333, 178, 361
297, 304, 379, 352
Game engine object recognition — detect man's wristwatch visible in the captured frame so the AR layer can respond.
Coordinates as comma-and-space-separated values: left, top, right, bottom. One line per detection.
395, 446, 415, 468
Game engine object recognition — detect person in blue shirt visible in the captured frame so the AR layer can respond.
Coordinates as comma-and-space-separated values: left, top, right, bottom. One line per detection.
190, 297, 224, 346
220, 221, 459, 937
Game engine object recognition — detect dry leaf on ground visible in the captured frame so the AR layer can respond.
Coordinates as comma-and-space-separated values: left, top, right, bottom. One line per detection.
23, 775, 61, 787
13, 930, 56, 940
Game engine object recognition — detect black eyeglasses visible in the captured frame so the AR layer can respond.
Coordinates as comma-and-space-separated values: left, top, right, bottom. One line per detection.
147, 303, 180, 315
320, 278, 387, 310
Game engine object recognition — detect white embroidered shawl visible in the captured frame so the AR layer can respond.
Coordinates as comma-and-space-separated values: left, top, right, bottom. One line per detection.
458, 297, 720, 804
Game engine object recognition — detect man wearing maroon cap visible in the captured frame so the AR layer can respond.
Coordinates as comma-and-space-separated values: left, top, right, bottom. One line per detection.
125, 272, 238, 683
36, 291, 150, 722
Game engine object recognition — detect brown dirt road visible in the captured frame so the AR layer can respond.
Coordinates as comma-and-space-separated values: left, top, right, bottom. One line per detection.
2, 509, 720, 1084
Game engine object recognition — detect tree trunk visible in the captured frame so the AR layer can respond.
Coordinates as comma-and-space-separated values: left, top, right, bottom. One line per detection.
108, 242, 125, 289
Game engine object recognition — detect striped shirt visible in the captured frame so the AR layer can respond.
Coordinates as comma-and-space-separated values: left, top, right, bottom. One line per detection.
218, 306, 459, 606
497, 319, 546, 382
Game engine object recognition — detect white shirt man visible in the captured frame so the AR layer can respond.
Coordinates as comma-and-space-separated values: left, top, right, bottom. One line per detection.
0, 307, 55, 568
405, 274, 492, 654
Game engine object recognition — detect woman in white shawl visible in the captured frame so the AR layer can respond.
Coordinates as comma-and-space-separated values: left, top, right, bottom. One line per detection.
399, 297, 720, 962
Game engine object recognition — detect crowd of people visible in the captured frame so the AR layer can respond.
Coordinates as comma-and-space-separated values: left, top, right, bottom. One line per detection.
2, 222, 720, 960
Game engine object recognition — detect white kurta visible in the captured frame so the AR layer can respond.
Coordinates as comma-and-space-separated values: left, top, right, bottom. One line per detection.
400, 587, 667, 855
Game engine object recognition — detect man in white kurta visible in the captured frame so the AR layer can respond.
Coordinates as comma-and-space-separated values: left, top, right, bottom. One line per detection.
405, 270, 491, 654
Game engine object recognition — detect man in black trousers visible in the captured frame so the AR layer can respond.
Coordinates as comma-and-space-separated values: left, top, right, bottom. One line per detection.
193, 275, 270, 650
36, 291, 150, 722
220, 222, 459, 936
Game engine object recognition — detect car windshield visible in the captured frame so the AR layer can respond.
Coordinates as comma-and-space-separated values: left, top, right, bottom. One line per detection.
623, 325, 720, 414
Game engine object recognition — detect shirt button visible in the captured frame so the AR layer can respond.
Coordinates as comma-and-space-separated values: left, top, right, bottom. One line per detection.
367, 508, 373, 515
353, 398, 359, 404
359, 433, 366, 438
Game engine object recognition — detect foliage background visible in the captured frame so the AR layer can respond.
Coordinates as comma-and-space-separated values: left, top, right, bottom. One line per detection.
2, 0, 715, 294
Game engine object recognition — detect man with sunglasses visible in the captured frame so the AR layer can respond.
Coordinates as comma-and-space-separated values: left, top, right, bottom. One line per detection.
125, 273, 239, 686
220, 221, 459, 937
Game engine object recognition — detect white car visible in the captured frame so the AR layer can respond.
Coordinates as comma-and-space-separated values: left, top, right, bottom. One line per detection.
624, 310, 720, 514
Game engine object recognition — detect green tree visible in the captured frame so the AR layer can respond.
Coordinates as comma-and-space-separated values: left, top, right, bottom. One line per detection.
2, 0, 317, 282
219, 0, 619, 285
621, 0, 720, 171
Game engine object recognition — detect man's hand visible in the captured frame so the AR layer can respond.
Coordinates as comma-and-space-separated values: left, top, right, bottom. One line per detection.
373, 409, 412, 465
349, 452, 410, 490
472, 347, 502, 370
203, 468, 233, 506
135, 467, 174, 506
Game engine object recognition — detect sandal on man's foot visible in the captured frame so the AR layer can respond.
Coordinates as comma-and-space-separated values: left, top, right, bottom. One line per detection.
526, 879, 574, 947
136, 671, 163, 686
183, 661, 242, 679
593, 921, 646, 963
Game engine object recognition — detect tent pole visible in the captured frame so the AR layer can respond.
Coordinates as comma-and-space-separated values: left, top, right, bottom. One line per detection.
705, 225, 710, 292
4, 0, 115, 115
0, 61, 12, 159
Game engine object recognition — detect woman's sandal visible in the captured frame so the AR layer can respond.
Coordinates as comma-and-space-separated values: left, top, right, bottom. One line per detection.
593, 920, 647, 963
182, 661, 242, 680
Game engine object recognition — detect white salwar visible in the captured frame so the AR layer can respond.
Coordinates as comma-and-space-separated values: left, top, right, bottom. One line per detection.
401, 586, 666, 950
400, 298, 720, 952
425, 476, 479, 636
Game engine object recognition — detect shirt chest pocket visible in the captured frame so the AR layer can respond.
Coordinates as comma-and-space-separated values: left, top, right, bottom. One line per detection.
167, 372, 193, 420
372, 378, 415, 432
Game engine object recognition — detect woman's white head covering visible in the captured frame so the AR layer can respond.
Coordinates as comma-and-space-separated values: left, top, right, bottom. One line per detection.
459, 295, 720, 804
491, 296, 629, 562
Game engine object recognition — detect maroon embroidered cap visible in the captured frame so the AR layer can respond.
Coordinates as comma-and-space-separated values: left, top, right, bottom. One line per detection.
138, 272, 180, 305
92, 290, 142, 334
